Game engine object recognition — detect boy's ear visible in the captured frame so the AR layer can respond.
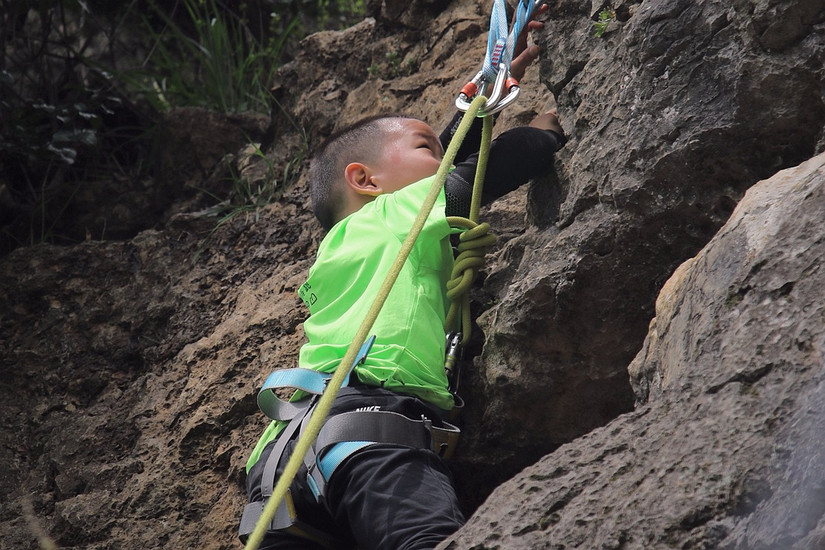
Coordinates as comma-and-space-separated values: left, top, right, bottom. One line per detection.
344, 162, 382, 196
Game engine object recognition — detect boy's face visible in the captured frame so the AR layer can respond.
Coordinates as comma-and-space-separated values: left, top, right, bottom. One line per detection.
367, 118, 444, 194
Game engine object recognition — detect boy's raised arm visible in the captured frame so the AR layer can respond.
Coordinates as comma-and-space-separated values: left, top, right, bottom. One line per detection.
444, 111, 566, 217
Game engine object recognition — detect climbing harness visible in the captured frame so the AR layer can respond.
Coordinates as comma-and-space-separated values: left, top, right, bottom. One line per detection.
239, 336, 463, 548
239, 338, 375, 548
456, 0, 546, 115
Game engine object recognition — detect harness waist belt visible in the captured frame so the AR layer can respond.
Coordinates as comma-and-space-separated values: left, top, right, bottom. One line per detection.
305, 409, 461, 502
241, 336, 460, 546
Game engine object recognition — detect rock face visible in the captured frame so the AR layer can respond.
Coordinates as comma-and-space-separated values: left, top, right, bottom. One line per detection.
0, 0, 824, 548
440, 151, 825, 550
454, 0, 825, 506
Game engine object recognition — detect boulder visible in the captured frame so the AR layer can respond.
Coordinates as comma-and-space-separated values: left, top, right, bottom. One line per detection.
440, 151, 825, 550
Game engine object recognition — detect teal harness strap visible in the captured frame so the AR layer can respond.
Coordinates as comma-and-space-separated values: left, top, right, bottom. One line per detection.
256, 336, 376, 422
307, 411, 461, 503
239, 396, 341, 549
257, 369, 330, 421
240, 336, 377, 547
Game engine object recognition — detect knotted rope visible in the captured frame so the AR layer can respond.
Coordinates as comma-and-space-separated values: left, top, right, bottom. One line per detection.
443, 110, 497, 344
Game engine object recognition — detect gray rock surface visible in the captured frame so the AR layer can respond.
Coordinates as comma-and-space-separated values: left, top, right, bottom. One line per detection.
440, 151, 825, 550
454, 0, 825, 505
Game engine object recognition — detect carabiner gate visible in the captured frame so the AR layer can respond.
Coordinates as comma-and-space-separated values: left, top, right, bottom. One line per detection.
455, 71, 484, 112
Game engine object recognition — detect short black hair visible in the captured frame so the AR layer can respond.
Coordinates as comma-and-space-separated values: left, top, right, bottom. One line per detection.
310, 113, 414, 230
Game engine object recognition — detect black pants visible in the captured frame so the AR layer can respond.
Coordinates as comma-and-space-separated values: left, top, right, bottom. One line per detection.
245, 387, 466, 550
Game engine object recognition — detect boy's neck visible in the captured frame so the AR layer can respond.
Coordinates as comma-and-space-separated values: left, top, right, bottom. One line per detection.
336, 192, 376, 225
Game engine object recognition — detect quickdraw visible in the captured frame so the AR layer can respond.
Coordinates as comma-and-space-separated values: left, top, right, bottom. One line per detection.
456, 0, 546, 115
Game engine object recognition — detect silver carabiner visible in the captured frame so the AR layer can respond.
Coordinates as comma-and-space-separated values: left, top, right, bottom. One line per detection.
484, 80, 520, 115
455, 66, 515, 116
455, 0, 547, 114
481, 65, 509, 113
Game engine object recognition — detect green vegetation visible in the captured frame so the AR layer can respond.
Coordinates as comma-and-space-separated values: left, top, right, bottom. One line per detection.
127, 0, 291, 113
194, 132, 307, 260
367, 49, 419, 79
594, 8, 615, 38
219, 131, 306, 228
0, 0, 364, 255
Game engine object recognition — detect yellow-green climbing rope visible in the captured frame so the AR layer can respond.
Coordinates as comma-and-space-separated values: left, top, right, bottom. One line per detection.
444, 112, 497, 344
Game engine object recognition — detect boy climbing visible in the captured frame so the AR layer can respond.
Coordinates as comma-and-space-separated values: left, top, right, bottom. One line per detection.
240, 10, 565, 550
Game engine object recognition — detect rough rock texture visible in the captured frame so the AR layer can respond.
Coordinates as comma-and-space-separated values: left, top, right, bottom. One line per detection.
1, 0, 824, 548
440, 151, 825, 550
455, 0, 825, 505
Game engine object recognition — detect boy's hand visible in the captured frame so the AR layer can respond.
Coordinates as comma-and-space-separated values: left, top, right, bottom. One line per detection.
530, 109, 564, 137
510, 44, 540, 82
509, 5, 548, 82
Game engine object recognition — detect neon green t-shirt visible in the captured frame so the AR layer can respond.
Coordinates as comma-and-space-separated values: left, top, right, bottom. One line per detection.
247, 175, 456, 471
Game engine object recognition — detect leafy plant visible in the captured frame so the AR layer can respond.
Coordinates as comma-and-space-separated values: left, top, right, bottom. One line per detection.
223, 144, 299, 223
123, 0, 298, 113
0, 0, 365, 256
193, 134, 307, 261
124, 0, 367, 113
594, 8, 615, 38
309, 0, 367, 31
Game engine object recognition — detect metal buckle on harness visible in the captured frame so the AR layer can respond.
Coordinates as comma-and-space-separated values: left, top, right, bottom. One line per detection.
238, 489, 299, 538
